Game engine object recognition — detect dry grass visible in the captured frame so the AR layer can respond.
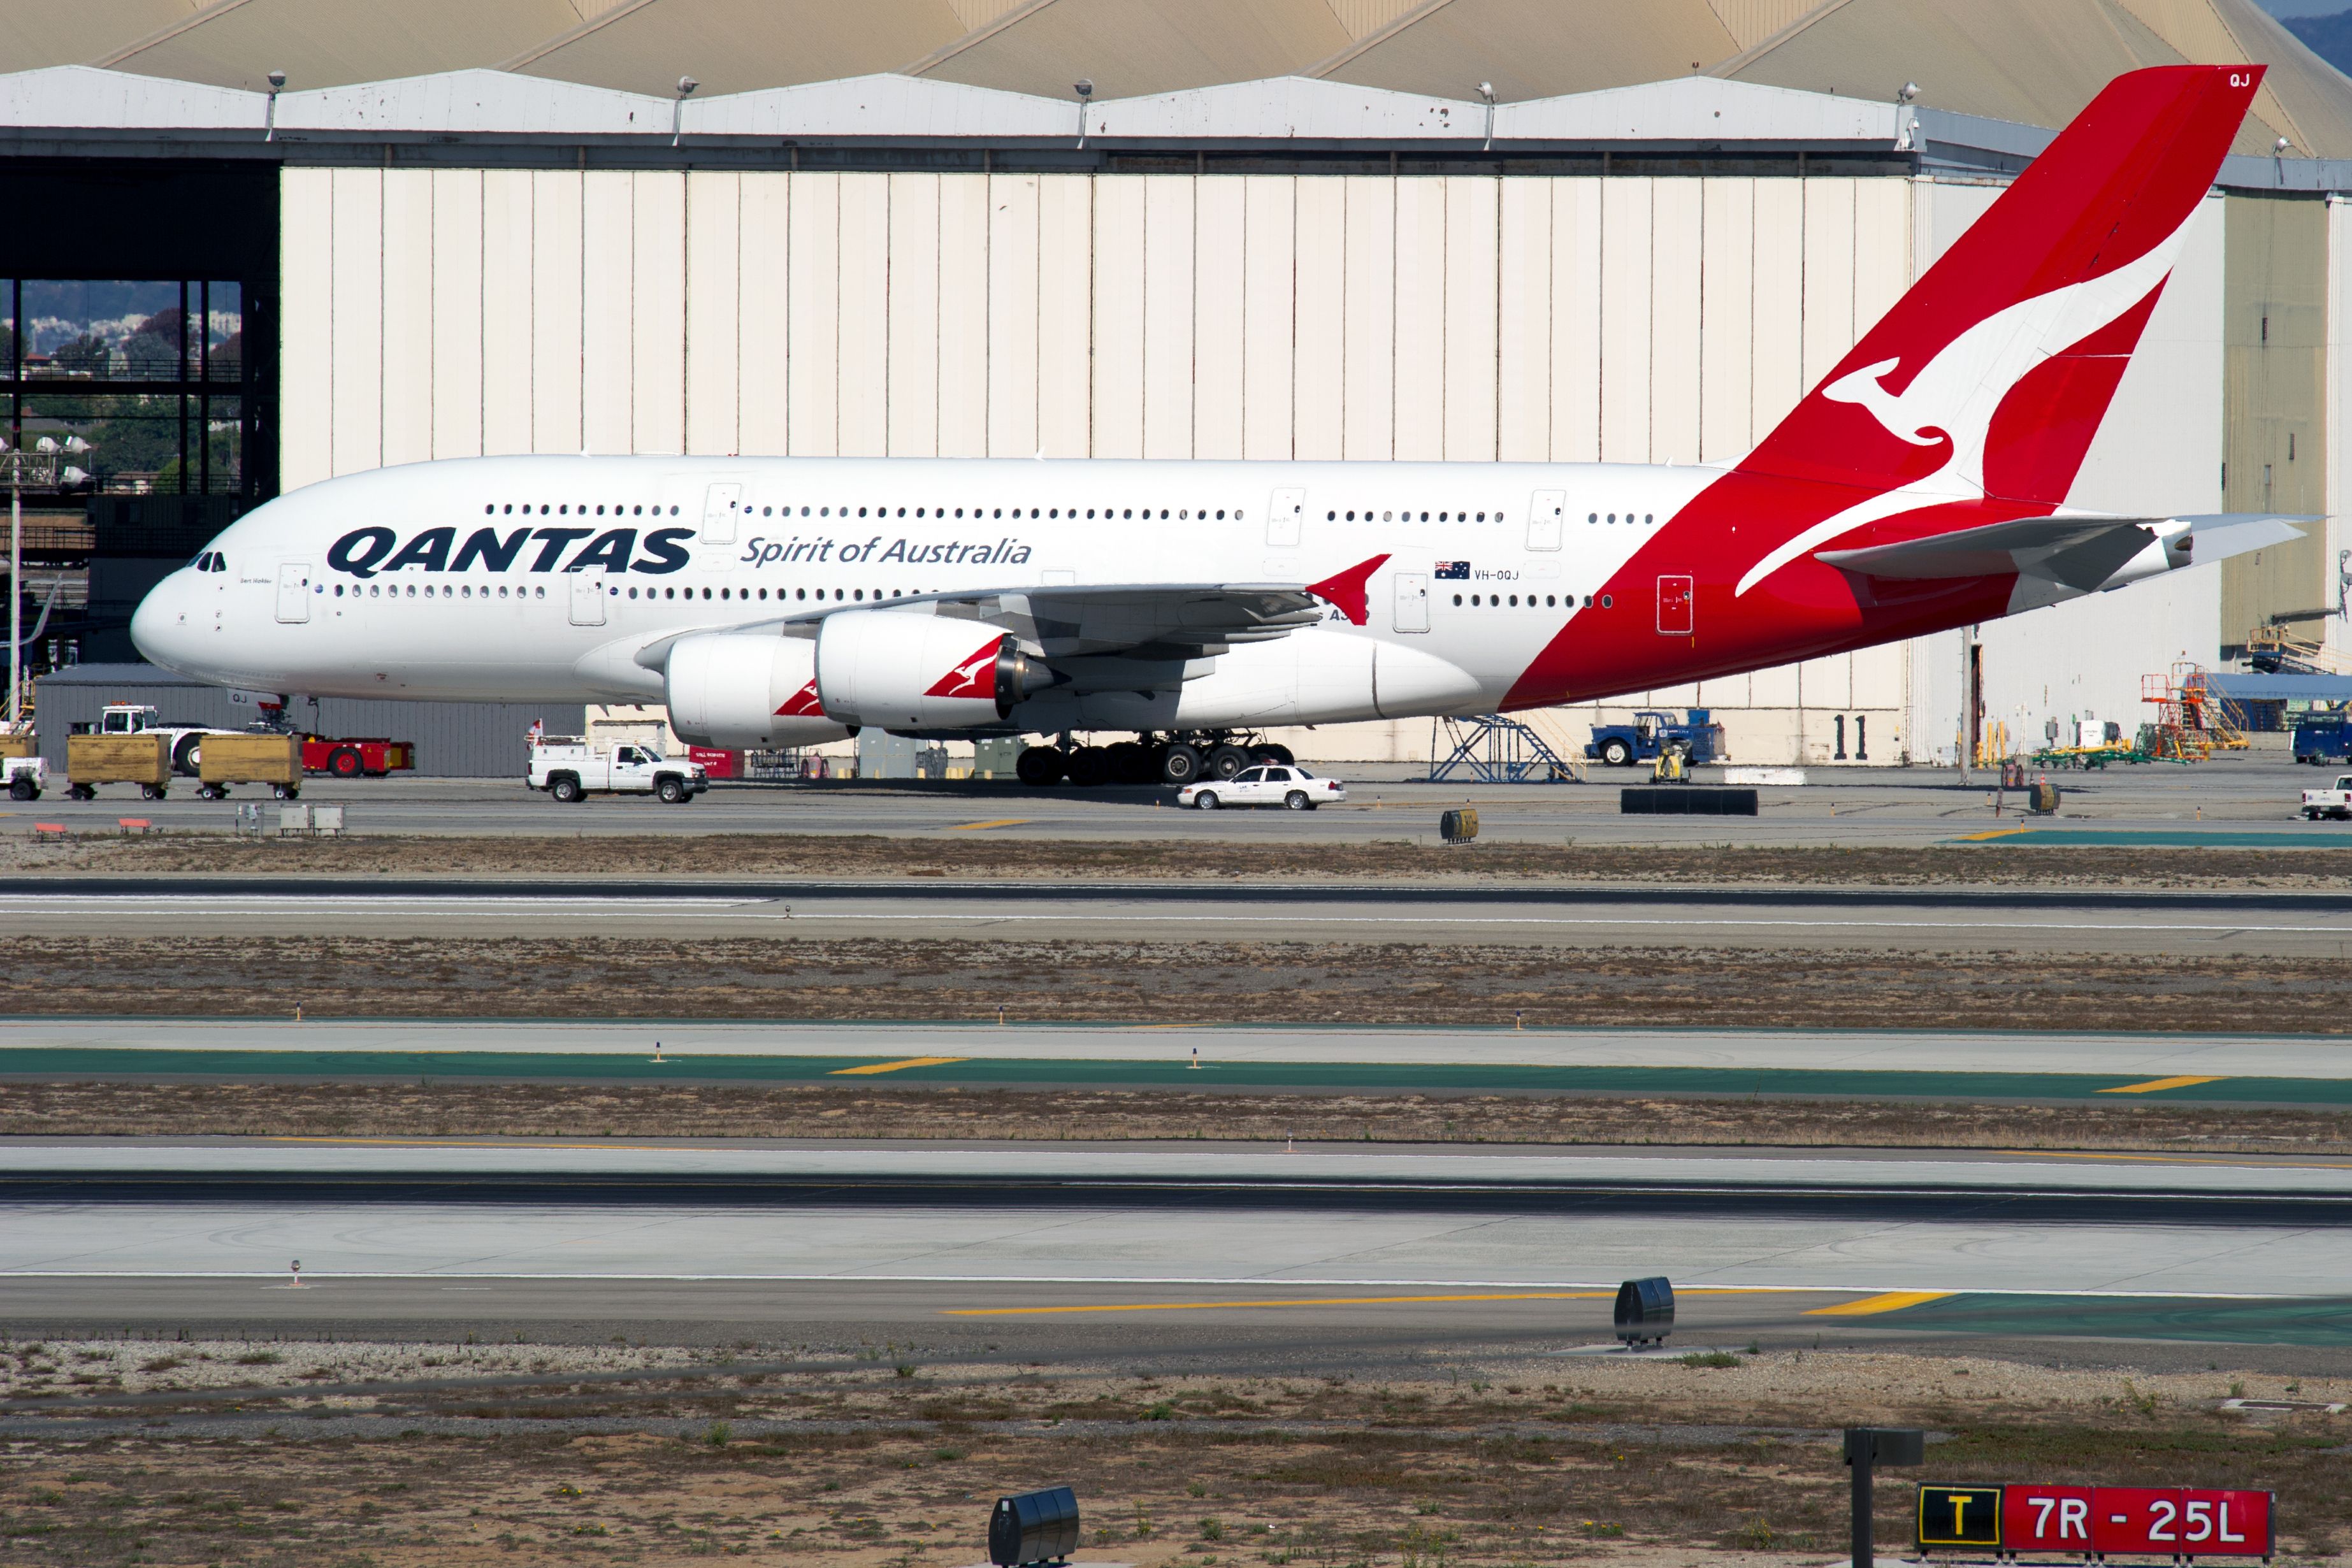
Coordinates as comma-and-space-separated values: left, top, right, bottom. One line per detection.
15, 831, 2352, 888
3, 1349, 2348, 1568
6, 1079, 2352, 1156
0, 933, 2344, 1033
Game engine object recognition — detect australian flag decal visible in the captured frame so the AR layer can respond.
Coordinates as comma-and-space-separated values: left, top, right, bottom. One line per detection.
1434, 561, 1471, 580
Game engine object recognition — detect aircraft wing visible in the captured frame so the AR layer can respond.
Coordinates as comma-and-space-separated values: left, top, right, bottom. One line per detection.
827, 582, 1331, 659
1817, 513, 2309, 592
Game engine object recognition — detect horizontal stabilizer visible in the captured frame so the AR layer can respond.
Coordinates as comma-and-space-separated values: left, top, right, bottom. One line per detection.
1817, 512, 2311, 593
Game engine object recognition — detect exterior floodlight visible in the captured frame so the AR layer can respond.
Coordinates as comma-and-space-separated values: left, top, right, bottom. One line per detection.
2277, 136, 2292, 154
265, 69, 285, 140
1476, 81, 1496, 149
268, 68, 285, 90
1476, 81, 1494, 101
988, 1488, 1079, 1568
62, 435, 90, 454
1613, 1276, 1674, 1347
60, 466, 90, 487
1073, 78, 1092, 98
1897, 80, 1919, 103
671, 76, 697, 146
1073, 80, 1093, 150
34, 436, 56, 453
677, 76, 698, 96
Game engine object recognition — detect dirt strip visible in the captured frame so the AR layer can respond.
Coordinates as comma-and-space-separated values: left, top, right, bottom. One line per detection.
4, 1079, 2350, 1154
12, 831, 2352, 887
1, 1345, 2346, 1568
0, 935, 2340, 1033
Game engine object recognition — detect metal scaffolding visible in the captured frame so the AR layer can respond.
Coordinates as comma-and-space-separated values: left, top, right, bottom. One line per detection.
1425, 713, 1584, 784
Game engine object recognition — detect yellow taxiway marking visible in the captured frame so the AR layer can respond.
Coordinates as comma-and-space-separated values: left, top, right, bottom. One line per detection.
1954, 827, 2031, 842
948, 818, 1029, 831
946, 1287, 1782, 1318
1805, 1291, 1953, 1317
2096, 1075, 2225, 1095
828, 1056, 967, 1076
2007, 1147, 2352, 1171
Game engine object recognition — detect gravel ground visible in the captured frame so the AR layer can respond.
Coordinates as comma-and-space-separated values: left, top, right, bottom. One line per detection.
0, 934, 2338, 1034
4, 1081, 2349, 1155
2, 1341, 2346, 1568
10, 832, 2352, 888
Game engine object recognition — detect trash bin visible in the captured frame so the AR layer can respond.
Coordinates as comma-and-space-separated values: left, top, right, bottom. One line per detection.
1614, 1276, 1675, 1346
988, 1487, 1080, 1567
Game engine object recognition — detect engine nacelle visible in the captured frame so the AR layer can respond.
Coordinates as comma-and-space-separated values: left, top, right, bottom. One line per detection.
664, 631, 852, 749
814, 608, 1049, 729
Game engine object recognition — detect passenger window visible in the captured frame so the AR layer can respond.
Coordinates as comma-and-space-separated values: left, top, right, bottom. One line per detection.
1266, 768, 1292, 781
1235, 768, 1264, 783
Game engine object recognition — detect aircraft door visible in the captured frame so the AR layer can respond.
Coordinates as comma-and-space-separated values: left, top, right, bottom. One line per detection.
702, 482, 745, 545
1267, 487, 1305, 549
1526, 489, 1565, 552
275, 562, 312, 623
1392, 572, 1429, 633
1657, 574, 1694, 636
570, 570, 608, 627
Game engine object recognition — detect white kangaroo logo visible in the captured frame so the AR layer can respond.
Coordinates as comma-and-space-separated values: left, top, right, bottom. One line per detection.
1735, 211, 2195, 596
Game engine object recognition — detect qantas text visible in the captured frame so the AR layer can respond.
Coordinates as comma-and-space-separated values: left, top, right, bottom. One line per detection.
327, 525, 696, 579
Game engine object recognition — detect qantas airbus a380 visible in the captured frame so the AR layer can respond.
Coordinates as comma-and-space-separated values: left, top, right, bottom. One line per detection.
133, 65, 2303, 785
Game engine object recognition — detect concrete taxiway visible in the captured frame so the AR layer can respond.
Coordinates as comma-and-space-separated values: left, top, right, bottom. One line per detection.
7, 1019, 2352, 1104
8, 1139, 2352, 1357
10, 878, 2352, 954
4, 747, 2346, 849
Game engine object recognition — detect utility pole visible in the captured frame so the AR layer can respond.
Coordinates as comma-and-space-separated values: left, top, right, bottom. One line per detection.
1956, 624, 1976, 785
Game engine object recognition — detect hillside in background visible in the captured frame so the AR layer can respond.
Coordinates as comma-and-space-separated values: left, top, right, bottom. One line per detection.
2286, 10, 2352, 78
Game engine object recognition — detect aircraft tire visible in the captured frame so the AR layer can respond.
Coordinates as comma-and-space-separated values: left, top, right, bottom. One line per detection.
1204, 744, 1252, 780
1161, 745, 1202, 785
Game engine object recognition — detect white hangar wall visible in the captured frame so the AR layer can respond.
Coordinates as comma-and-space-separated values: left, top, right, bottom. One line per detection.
277, 162, 2219, 765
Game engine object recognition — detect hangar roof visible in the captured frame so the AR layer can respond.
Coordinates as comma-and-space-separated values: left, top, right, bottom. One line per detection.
1, 0, 2348, 163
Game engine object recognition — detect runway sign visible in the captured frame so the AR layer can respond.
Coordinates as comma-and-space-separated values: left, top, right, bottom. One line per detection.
1917, 1486, 2002, 1548
1919, 1485, 2272, 1558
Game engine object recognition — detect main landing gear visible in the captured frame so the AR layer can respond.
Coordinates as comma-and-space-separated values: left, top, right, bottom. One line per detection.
1014, 733, 1295, 788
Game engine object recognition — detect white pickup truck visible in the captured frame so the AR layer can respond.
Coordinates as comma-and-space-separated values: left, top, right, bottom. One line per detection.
3, 756, 43, 802
99, 703, 235, 777
528, 738, 709, 804
2301, 775, 2352, 820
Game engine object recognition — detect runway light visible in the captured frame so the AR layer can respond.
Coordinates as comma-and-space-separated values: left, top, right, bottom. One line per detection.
988, 1487, 1079, 1568
1613, 1276, 1673, 1348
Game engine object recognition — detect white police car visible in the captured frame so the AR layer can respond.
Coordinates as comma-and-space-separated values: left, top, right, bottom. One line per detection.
1178, 764, 1347, 811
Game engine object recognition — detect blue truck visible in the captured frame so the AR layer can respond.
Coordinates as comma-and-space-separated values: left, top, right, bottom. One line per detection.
2294, 710, 2352, 764
1585, 709, 1726, 768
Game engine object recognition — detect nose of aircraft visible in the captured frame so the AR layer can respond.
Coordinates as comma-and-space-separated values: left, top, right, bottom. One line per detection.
129, 571, 198, 675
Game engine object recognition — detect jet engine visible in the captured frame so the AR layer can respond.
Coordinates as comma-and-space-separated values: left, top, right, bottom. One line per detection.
814, 608, 1051, 729
663, 631, 851, 749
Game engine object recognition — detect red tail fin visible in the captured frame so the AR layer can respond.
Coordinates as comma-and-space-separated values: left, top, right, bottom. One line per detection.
1726, 66, 2261, 596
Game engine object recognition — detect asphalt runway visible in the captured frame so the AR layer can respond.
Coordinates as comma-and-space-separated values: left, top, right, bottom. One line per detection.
12, 877, 2352, 954
8, 1140, 2352, 1358
8, 1019, 2352, 1105
7, 747, 2345, 848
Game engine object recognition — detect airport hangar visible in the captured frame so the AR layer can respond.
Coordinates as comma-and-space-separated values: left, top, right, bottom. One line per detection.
5, 0, 2351, 769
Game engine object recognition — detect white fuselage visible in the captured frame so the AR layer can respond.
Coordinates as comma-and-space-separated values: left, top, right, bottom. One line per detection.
132, 455, 1719, 724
